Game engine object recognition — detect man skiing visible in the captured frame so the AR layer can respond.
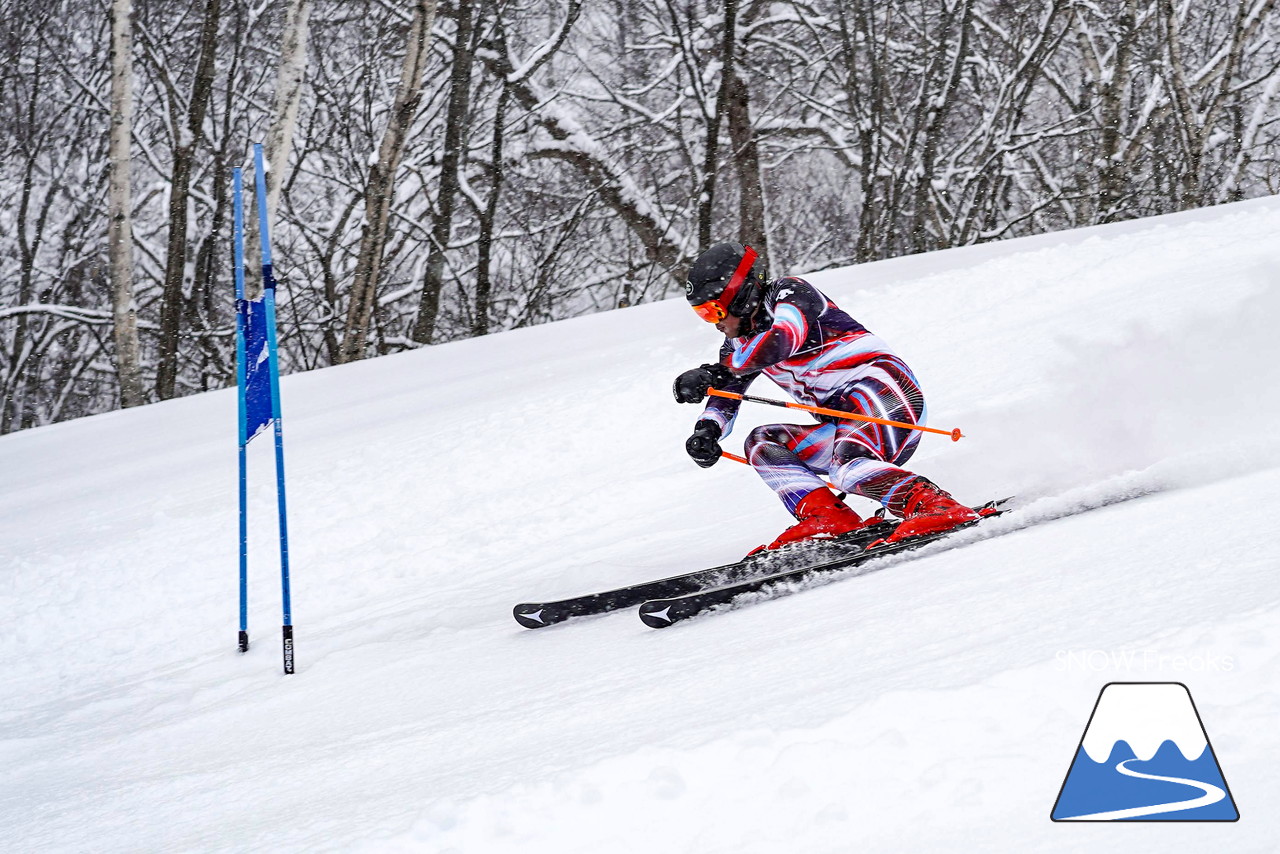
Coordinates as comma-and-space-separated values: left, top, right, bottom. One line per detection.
674, 242, 979, 554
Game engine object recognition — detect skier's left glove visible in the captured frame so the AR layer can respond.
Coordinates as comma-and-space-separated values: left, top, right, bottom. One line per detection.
685, 420, 723, 468
673, 363, 734, 404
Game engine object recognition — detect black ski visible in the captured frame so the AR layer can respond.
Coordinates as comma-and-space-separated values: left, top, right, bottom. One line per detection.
513, 519, 897, 629
638, 502, 1007, 629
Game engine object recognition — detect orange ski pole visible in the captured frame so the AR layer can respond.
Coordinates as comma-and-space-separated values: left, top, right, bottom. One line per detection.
707, 388, 963, 441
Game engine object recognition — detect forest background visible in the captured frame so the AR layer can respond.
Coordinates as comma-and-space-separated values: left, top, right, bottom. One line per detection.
3, 0, 1278, 432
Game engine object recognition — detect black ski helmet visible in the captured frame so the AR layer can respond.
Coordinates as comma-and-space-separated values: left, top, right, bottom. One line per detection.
685, 242, 765, 323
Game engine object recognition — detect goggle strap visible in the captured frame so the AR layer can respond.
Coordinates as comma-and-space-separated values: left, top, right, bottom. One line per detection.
721, 246, 758, 312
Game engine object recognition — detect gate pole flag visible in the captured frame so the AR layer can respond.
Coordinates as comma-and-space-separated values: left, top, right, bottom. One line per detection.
232, 146, 297, 675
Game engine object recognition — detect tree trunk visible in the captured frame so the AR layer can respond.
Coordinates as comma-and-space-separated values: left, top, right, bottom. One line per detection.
909, 0, 973, 254
155, 0, 221, 400
838, 0, 888, 263
1094, 0, 1138, 223
189, 0, 248, 390
473, 86, 509, 338
724, 67, 767, 267
412, 0, 477, 345
697, 0, 738, 249
107, 0, 145, 409
247, 0, 313, 300
337, 0, 439, 364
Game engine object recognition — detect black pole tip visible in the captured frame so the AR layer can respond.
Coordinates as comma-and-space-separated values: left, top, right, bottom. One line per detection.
282, 625, 295, 674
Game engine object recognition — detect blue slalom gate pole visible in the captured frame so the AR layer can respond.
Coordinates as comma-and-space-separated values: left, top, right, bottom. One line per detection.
233, 168, 250, 654
253, 143, 296, 675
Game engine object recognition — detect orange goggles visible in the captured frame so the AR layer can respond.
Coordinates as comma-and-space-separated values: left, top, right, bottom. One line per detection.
692, 299, 729, 323
691, 246, 758, 323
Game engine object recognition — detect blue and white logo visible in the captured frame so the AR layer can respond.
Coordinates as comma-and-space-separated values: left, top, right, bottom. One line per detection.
1051, 682, 1238, 821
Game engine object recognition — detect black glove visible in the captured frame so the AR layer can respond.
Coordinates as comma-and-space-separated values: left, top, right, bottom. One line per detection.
673, 363, 734, 404
685, 420, 723, 468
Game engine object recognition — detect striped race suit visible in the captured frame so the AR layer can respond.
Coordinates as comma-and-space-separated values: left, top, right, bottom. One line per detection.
698, 276, 928, 517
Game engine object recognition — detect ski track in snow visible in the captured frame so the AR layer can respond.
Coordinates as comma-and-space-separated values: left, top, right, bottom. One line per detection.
1059, 758, 1226, 821
691, 469, 1179, 620
4, 198, 1280, 852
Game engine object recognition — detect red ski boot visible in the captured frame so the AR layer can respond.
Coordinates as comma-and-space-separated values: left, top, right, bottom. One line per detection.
749, 487, 872, 556
877, 480, 979, 546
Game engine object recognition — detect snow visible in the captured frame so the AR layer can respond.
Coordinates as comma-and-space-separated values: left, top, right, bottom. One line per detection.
4, 197, 1280, 851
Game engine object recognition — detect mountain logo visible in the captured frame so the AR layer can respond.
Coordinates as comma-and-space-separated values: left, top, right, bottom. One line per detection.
1051, 682, 1238, 822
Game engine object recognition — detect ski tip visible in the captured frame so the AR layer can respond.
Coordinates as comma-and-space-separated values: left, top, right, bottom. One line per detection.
513, 604, 561, 630
638, 601, 680, 629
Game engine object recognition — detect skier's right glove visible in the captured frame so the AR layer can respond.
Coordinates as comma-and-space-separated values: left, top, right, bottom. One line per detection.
685, 420, 723, 468
673, 363, 734, 404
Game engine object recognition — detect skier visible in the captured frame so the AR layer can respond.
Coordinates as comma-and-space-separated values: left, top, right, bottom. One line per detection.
674, 242, 979, 554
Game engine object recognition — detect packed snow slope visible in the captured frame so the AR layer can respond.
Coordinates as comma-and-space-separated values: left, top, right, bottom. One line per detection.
5, 198, 1280, 853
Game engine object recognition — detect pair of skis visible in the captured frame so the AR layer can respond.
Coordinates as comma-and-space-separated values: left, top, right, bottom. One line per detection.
514, 500, 1007, 630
